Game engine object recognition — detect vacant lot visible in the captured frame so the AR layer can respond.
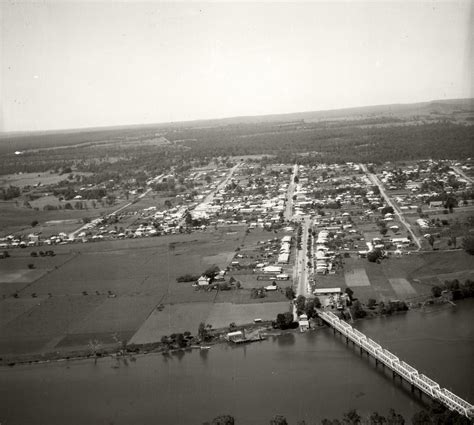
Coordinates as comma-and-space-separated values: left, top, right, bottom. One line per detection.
206, 301, 290, 329
345, 268, 371, 287
389, 278, 417, 298
129, 302, 213, 344
129, 300, 291, 345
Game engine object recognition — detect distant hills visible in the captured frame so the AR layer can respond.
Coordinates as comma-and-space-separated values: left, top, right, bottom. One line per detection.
1, 98, 473, 139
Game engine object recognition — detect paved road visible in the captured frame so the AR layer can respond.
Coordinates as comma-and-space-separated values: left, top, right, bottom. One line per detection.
360, 164, 421, 250
284, 164, 298, 221
180, 162, 242, 226
68, 174, 163, 239
452, 166, 473, 184
296, 216, 312, 298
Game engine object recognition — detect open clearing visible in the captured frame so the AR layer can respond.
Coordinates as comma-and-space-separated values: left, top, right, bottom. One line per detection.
129, 300, 290, 345
344, 268, 371, 287
389, 278, 417, 298
0, 269, 48, 284
206, 301, 290, 329
0, 298, 39, 327
128, 302, 213, 344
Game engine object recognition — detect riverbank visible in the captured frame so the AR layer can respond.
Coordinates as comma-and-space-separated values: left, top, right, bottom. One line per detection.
0, 321, 277, 367
1, 300, 472, 425
0, 293, 462, 368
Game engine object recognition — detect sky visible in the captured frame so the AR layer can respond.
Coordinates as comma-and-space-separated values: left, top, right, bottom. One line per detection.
1, 1, 472, 132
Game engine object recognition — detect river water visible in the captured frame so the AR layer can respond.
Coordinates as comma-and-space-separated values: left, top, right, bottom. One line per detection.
0, 300, 473, 425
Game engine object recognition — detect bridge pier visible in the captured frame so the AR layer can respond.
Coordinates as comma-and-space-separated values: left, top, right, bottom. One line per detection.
318, 310, 474, 419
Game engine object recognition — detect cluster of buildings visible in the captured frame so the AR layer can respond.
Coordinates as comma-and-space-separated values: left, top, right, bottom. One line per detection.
191, 164, 292, 227
378, 160, 472, 211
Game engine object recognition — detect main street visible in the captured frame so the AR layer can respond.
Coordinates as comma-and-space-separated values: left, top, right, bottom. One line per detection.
284, 164, 298, 221
296, 215, 312, 298
360, 164, 421, 250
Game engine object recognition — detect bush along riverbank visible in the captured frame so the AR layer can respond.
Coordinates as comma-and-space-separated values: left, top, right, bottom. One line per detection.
0, 320, 277, 367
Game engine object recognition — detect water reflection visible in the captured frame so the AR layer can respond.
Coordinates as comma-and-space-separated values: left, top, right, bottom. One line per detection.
276, 332, 296, 346
199, 348, 209, 363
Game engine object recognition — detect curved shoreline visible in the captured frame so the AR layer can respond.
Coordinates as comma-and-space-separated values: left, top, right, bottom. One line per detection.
0, 297, 458, 368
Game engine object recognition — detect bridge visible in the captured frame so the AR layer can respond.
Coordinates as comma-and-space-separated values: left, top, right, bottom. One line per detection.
317, 310, 474, 418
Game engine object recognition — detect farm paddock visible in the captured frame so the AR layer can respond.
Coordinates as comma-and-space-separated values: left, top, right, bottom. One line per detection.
0, 227, 293, 357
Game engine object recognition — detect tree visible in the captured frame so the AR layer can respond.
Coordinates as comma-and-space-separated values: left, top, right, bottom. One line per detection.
185, 211, 193, 226
88, 339, 102, 365
270, 415, 288, 425
31, 220, 39, 227
367, 298, 377, 309
204, 265, 220, 279
285, 286, 295, 300
211, 415, 235, 425
351, 300, 366, 319
369, 412, 387, 425
304, 299, 316, 318
425, 234, 435, 250
368, 249, 383, 263
431, 286, 442, 298
345, 287, 354, 301
295, 295, 306, 315
275, 312, 294, 330
386, 408, 405, 425
462, 235, 474, 255
381, 206, 394, 215
343, 409, 361, 425
175, 333, 186, 348
198, 322, 209, 341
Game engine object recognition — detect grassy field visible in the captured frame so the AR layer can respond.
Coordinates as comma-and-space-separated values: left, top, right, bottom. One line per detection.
313, 250, 474, 304
0, 171, 91, 188
0, 226, 288, 357
129, 300, 290, 344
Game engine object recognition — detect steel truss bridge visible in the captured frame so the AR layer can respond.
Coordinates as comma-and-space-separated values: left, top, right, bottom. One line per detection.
318, 310, 474, 418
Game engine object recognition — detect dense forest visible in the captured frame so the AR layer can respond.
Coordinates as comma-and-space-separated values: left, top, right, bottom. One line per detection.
1, 98, 473, 178
168, 122, 474, 164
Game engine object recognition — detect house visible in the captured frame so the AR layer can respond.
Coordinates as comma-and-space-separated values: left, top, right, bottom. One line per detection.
429, 201, 443, 208
313, 287, 342, 296
226, 330, 245, 343
197, 276, 211, 286
277, 253, 290, 264
298, 314, 310, 332
263, 265, 282, 274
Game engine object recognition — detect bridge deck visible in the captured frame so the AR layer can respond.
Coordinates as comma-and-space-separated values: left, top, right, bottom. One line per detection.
317, 310, 474, 418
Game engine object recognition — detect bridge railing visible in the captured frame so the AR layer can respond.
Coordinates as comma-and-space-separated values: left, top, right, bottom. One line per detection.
317, 310, 473, 418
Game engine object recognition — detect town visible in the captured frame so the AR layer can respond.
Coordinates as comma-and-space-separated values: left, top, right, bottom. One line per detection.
1, 152, 473, 345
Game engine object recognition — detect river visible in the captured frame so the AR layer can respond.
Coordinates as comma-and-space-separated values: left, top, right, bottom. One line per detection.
0, 300, 473, 424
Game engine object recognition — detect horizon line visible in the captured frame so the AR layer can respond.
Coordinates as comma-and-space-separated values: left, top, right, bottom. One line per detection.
1, 96, 473, 138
